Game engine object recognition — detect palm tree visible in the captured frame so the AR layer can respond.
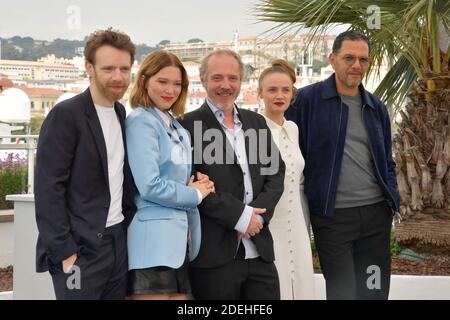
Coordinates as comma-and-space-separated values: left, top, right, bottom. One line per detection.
255, 0, 450, 247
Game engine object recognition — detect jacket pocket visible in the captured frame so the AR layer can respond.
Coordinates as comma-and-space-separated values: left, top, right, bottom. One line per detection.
137, 206, 174, 221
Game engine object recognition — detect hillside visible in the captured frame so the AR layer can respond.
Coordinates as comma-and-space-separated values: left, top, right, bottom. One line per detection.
0, 36, 156, 62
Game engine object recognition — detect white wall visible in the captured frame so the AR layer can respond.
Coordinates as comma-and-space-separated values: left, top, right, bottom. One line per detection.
0, 291, 13, 300
3, 196, 450, 300
314, 274, 450, 300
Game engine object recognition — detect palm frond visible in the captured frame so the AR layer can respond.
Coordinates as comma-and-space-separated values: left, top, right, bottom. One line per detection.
254, 0, 450, 106
373, 55, 418, 112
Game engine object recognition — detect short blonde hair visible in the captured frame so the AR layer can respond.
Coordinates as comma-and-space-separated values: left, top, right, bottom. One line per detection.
129, 50, 188, 118
199, 49, 244, 82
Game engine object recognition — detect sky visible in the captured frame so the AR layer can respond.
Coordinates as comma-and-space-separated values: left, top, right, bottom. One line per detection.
0, 0, 281, 45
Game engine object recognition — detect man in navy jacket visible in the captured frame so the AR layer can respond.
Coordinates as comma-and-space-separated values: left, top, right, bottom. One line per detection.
35, 29, 136, 299
286, 31, 400, 300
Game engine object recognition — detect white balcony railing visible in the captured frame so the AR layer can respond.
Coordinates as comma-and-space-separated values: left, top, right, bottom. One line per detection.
0, 134, 38, 194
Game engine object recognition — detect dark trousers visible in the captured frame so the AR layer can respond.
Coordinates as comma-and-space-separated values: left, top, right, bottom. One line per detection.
189, 243, 280, 300
49, 222, 128, 300
311, 201, 393, 300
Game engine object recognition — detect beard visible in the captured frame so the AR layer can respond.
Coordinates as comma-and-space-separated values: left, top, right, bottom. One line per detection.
339, 72, 363, 89
92, 74, 128, 102
98, 80, 127, 102
210, 88, 239, 111
214, 100, 235, 112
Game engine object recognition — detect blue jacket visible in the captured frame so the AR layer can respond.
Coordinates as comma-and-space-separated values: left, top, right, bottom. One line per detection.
126, 106, 201, 270
285, 74, 400, 217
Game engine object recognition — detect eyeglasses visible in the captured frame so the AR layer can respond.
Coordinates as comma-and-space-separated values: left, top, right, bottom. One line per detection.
341, 55, 370, 67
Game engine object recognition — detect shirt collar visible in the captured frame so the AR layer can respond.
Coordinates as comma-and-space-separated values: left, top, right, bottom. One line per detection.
322, 73, 375, 109
262, 114, 295, 143
154, 107, 173, 130
206, 97, 241, 127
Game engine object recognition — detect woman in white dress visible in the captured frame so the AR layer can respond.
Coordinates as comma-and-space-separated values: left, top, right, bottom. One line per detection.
258, 60, 315, 300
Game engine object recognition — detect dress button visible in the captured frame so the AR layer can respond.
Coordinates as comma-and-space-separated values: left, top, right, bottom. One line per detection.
97, 233, 103, 239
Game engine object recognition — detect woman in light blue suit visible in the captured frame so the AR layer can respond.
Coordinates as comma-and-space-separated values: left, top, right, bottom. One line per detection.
126, 50, 214, 300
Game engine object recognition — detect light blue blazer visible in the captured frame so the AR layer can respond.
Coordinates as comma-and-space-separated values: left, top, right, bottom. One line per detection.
126, 106, 201, 270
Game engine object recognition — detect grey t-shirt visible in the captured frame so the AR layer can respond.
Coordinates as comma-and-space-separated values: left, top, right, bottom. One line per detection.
335, 94, 384, 208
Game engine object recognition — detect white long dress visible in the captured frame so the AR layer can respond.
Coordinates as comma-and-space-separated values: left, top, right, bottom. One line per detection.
263, 115, 316, 300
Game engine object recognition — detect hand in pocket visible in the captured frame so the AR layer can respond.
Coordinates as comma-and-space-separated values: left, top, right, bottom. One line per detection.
62, 253, 78, 273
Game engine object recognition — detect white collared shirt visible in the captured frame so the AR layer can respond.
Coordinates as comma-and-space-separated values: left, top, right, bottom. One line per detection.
206, 98, 260, 259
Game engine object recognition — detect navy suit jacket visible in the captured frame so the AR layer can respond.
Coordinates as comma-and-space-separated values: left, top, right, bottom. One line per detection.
35, 89, 136, 272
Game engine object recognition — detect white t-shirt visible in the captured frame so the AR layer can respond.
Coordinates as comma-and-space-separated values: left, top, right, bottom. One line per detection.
94, 104, 125, 227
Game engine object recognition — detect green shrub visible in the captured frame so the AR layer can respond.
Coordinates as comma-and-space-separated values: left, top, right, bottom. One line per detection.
311, 239, 318, 256
390, 233, 402, 256
0, 153, 28, 209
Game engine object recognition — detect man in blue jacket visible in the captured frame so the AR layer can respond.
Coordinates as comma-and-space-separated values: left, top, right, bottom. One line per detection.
286, 31, 400, 300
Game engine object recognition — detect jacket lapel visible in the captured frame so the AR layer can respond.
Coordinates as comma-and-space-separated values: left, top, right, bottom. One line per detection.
149, 107, 193, 179
82, 89, 109, 187
148, 107, 183, 146
172, 119, 191, 153
173, 119, 193, 180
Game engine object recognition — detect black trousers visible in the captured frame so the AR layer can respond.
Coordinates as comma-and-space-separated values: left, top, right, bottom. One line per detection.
311, 201, 393, 300
49, 222, 128, 300
189, 243, 280, 300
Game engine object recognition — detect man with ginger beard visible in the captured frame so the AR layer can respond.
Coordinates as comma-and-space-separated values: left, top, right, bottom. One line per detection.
180, 49, 285, 299
35, 28, 137, 299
